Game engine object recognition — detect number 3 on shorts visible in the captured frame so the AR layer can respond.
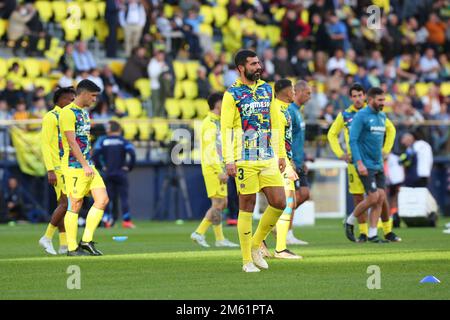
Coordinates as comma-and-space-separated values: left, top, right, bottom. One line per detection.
238, 168, 244, 180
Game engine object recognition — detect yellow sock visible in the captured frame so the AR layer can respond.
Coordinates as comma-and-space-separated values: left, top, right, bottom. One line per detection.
213, 224, 225, 241
82, 206, 104, 243
377, 219, 383, 228
44, 223, 57, 239
59, 232, 67, 247
276, 213, 291, 252
64, 211, 79, 251
252, 205, 283, 249
195, 218, 212, 235
359, 223, 368, 236
238, 211, 253, 264
382, 219, 392, 236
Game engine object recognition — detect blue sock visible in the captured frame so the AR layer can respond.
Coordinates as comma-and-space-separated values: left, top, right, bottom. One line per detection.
123, 212, 131, 222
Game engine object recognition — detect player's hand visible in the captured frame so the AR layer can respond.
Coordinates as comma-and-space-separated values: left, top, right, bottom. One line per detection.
340, 154, 350, 163
47, 170, 57, 186
357, 162, 368, 176
83, 165, 95, 178
286, 167, 298, 181
278, 158, 286, 173
218, 173, 228, 184
226, 163, 236, 177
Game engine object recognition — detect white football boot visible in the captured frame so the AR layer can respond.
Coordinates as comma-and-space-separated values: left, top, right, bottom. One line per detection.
190, 232, 210, 248
242, 262, 260, 273
286, 230, 309, 245
251, 247, 268, 269
39, 236, 57, 255
215, 239, 239, 247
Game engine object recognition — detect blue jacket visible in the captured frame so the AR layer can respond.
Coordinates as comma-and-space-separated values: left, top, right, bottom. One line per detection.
93, 135, 136, 176
349, 106, 386, 171
287, 102, 305, 168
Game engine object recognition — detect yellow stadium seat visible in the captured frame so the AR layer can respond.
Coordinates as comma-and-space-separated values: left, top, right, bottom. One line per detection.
180, 99, 197, 119
398, 82, 410, 95
199, 23, 213, 37
217, 0, 229, 6
115, 98, 127, 114
34, 78, 52, 94
173, 61, 186, 81
0, 58, 7, 78
0, 78, 6, 90
121, 118, 138, 140
200, 5, 214, 25
255, 25, 267, 40
23, 58, 41, 78
163, 4, 175, 19
138, 118, 151, 141
61, 20, 80, 42
185, 61, 200, 80
35, 1, 52, 23
97, 1, 106, 18
440, 83, 450, 96
95, 20, 109, 42
80, 20, 95, 41
266, 25, 281, 46
213, 6, 228, 28
195, 99, 209, 119
165, 98, 181, 119
152, 118, 170, 142
173, 81, 183, 99
109, 61, 124, 76
415, 82, 430, 97
52, 1, 68, 23
134, 78, 151, 100
181, 80, 198, 99
273, 7, 286, 22
0, 19, 7, 39
125, 98, 144, 118
83, 2, 99, 20
21, 78, 34, 91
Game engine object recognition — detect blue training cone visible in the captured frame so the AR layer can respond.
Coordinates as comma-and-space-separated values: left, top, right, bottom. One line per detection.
112, 236, 128, 242
420, 276, 441, 283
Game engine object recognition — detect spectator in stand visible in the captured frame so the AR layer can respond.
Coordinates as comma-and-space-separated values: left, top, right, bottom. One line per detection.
58, 69, 75, 88
88, 69, 105, 93
60, 43, 76, 72
101, 66, 121, 94
408, 85, 424, 112
326, 48, 348, 75
0, 81, 24, 109
319, 103, 336, 134
395, 53, 417, 82
223, 64, 238, 88
197, 66, 211, 99
0, 100, 11, 148
421, 84, 443, 116
432, 103, 450, 153
25, 2, 51, 56
438, 53, 450, 80
383, 13, 403, 60
281, 6, 311, 58
13, 99, 29, 121
292, 47, 312, 80
147, 50, 170, 117
425, 12, 447, 48
208, 63, 225, 93
7, 3, 35, 55
5, 177, 27, 222
400, 132, 433, 188
105, 0, 121, 58
122, 46, 148, 94
274, 46, 294, 80
326, 13, 350, 53
261, 48, 275, 81
72, 41, 97, 72
419, 47, 441, 82
30, 97, 47, 119
119, 0, 147, 57
92, 101, 113, 123
367, 50, 385, 74
309, 13, 330, 53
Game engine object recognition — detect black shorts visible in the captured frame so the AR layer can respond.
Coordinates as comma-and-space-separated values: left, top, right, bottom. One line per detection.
294, 167, 309, 190
359, 169, 386, 194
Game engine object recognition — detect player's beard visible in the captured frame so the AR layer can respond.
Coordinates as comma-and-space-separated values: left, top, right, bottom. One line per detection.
245, 68, 263, 81
373, 103, 384, 112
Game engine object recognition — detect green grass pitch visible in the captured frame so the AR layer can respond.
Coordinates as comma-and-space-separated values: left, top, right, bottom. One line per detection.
1, 218, 449, 300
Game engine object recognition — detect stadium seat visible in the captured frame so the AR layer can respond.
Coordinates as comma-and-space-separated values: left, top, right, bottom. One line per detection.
217, 0, 229, 6
415, 82, 430, 97
23, 58, 41, 78
255, 25, 267, 40
272, 7, 286, 22
185, 61, 200, 81
181, 80, 198, 99
97, 1, 106, 18
80, 20, 96, 41
0, 78, 6, 90
61, 20, 80, 42
115, 97, 127, 114
440, 83, 450, 96
195, 99, 209, 119
138, 117, 151, 141
199, 23, 213, 37
173, 81, 183, 99
52, 1, 68, 23
266, 25, 281, 46
165, 98, 181, 119
20, 78, 34, 91
0, 58, 7, 78
40, 60, 52, 76
125, 98, 144, 118
109, 61, 124, 76
0, 19, 7, 39
213, 6, 228, 28
34, 78, 52, 94
83, 2, 99, 20
180, 99, 197, 119
35, 1, 52, 23
173, 61, 187, 81
121, 117, 138, 141
398, 82, 410, 95
95, 20, 109, 42
152, 118, 170, 142
163, 4, 175, 19
200, 5, 214, 25
134, 78, 151, 100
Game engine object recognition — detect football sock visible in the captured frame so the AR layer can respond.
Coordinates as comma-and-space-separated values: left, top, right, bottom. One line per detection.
276, 213, 291, 252
213, 224, 225, 241
195, 218, 212, 235
64, 211, 79, 251
59, 232, 67, 247
382, 219, 392, 235
123, 212, 131, 222
346, 213, 356, 225
252, 205, 283, 249
359, 223, 368, 236
44, 223, 57, 239
368, 227, 378, 238
237, 211, 253, 265
82, 206, 104, 243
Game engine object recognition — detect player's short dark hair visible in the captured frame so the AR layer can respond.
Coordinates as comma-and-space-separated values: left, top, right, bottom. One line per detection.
367, 87, 384, 98
234, 49, 257, 68
349, 83, 365, 96
76, 79, 101, 95
108, 120, 122, 133
207, 92, 223, 110
53, 86, 76, 105
274, 79, 292, 96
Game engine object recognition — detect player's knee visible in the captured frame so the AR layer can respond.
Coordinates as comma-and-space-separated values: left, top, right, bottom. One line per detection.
59, 197, 68, 211
367, 192, 379, 205
301, 189, 310, 202
95, 196, 109, 210
69, 199, 83, 212
271, 196, 286, 210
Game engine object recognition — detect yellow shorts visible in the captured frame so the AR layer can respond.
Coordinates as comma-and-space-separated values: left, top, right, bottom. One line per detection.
348, 163, 365, 195
54, 169, 66, 200
235, 159, 284, 195
282, 163, 296, 192
203, 172, 228, 198
63, 166, 106, 199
